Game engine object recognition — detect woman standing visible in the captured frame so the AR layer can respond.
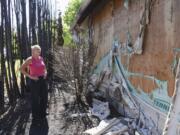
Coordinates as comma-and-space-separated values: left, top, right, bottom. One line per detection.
20, 45, 48, 120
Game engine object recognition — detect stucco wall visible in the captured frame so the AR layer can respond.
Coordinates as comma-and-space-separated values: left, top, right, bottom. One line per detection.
90, 0, 180, 97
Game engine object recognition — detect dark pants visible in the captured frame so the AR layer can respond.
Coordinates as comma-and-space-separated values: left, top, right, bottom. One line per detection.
30, 77, 48, 119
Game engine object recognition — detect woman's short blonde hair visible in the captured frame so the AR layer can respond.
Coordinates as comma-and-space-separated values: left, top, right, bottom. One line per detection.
31, 45, 41, 50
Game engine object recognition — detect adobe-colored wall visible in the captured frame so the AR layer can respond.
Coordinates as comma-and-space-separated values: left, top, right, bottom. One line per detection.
92, 1, 114, 64
91, 0, 180, 96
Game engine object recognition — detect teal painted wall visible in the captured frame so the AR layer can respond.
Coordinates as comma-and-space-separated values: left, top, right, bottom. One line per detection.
94, 50, 172, 113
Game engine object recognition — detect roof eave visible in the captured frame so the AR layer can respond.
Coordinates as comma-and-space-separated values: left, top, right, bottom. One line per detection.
72, 0, 110, 30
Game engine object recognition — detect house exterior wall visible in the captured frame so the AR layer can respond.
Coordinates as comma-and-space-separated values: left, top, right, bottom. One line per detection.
88, 0, 180, 99
74, 1, 180, 123
74, 0, 180, 131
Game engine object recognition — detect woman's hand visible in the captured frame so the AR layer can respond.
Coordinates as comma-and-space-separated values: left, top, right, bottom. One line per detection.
29, 75, 39, 81
44, 72, 47, 79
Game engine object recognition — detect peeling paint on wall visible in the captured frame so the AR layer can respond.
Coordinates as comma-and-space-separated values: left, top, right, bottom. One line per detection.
173, 48, 180, 52
94, 48, 172, 114
171, 48, 180, 76
114, 56, 171, 113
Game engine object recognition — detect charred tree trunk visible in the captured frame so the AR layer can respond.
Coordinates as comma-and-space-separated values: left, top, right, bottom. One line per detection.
7, 0, 20, 98
15, 0, 26, 96
21, 0, 29, 58
0, 24, 5, 110
29, 0, 37, 45
3, 0, 15, 104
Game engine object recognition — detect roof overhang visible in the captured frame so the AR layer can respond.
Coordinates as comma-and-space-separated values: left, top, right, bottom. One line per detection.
72, 0, 110, 30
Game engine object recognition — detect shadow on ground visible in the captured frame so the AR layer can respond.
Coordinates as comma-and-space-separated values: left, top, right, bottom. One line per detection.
0, 96, 30, 135
29, 118, 49, 135
0, 81, 99, 135
0, 94, 49, 135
